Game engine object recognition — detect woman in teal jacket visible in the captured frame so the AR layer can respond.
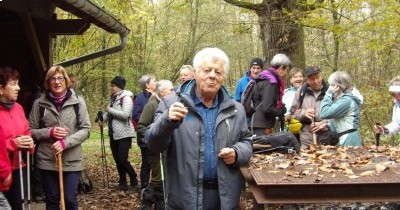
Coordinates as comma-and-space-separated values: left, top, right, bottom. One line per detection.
319, 71, 362, 146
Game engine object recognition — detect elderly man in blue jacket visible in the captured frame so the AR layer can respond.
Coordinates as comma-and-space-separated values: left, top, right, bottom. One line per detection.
145, 47, 253, 210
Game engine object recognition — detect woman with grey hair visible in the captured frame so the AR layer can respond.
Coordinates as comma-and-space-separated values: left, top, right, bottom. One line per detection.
319, 71, 362, 146
251, 53, 291, 135
132, 74, 156, 190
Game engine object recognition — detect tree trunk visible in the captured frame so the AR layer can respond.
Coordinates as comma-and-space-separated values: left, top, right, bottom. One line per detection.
256, 8, 305, 69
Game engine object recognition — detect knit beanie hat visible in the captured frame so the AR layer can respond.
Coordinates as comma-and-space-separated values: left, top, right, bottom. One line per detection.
111, 76, 126, 90
249, 58, 264, 69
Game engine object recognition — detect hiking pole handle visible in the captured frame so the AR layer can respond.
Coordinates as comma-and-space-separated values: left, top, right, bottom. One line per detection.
95, 110, 103, 123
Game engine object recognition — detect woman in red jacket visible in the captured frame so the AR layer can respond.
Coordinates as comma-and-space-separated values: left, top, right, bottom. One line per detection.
0, 65, 34, 210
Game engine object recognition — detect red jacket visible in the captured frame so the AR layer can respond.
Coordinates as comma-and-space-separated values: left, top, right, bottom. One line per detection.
0, 129, 11, 191
0, 103, 34, 191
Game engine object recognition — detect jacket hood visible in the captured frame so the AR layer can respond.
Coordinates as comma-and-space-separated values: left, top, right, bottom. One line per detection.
343, 90, 362, 106
122, 90, 133, 97
350, 87, 364, 104
245, 70, 251, 78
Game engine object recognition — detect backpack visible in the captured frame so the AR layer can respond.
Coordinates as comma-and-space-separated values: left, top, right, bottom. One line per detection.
252, 131, 300, 154
240, 80, 258, 117
78, 169, 93, 194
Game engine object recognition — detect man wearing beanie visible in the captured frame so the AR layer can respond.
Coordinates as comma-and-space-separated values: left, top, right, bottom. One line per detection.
234, 58, 264, 102
101, 75, 139, 192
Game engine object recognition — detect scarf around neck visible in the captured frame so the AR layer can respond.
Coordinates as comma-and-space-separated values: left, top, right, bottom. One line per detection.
48, 90, 67, 111
258, 67, 285, 108
0, 101, 15, 110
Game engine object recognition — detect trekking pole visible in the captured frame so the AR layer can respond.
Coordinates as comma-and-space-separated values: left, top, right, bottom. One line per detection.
18, 150, 25, 210
311, 117, 317, 145
279, 115, 285, 132
57, 153, 65, 210
375, 123, 381, 146
27, 151, 31, 210
100, 124, 109, 188
96, 110, 109, 188
160, 153, 167, 205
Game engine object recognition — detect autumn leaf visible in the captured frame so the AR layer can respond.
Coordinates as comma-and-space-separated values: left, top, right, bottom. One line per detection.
359, 170, 375, 176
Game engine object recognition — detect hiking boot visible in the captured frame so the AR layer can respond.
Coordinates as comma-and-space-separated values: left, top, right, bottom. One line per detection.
116, 184, 128, 191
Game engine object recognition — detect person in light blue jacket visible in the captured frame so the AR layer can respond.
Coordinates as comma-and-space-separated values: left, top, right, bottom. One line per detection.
319, 71, 362, 146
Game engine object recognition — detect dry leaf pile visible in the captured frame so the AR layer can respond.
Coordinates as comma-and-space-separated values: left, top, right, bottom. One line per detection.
77, 152, 143, 209
250, 145, 400, 184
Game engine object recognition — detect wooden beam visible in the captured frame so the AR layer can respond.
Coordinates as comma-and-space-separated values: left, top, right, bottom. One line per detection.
0, 19, 90, 35
19, 12, 47, 73
36, 19, 91, 35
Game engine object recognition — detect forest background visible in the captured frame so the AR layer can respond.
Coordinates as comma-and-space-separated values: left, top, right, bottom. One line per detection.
54, 0, 400, 145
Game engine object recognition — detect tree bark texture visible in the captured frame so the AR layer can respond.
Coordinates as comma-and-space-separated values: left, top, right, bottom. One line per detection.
224, 0, 305, 68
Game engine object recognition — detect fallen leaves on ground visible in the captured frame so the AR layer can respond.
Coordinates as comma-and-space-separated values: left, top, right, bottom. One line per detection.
250, 145, 400, 182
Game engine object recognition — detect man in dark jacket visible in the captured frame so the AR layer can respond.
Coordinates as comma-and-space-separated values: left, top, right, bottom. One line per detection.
233, 57, 263, 102
133, 74, 156, 190
251, 54, 291, 136
145, 47, 253, 210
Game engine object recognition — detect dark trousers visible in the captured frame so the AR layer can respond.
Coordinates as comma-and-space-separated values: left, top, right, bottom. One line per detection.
5, 168, 26, 210
139, 147, 151, 189
32, 144, 44, 199
110, 137, 138, 186
203, 188, 220, 210
31, 166, 44, 198
40, 169, 81, 210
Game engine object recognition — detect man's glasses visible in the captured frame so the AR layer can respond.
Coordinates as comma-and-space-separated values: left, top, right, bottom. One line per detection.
390, 92, 400, 97
48, 76, 65, 83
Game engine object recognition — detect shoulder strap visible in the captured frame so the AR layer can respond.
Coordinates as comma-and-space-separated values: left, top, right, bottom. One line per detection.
119, 95, 125, 107
39, 106, 46, 129
298, 84, 309, 108
73, 103, 80, 129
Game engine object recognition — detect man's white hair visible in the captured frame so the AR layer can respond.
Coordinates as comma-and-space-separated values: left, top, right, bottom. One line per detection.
193, 47, 230, 75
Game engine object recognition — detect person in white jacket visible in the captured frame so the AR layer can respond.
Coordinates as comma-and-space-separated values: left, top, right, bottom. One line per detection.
374, 76, 400, 135
102, 76, 138, 192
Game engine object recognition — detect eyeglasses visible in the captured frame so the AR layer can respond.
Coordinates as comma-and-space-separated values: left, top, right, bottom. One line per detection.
48, 76, 65, 83
390, 92, 400, 97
